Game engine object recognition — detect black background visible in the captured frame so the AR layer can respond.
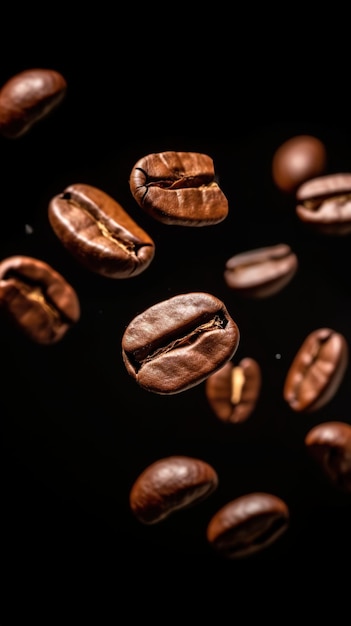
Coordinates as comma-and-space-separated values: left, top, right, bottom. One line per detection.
2, 15, 351, 601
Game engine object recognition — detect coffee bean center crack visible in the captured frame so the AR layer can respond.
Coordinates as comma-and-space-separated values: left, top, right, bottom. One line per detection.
4, 272, 67, 323
303, 193, 351, 212
130, 314, 227, 372
62, 192, 150, 257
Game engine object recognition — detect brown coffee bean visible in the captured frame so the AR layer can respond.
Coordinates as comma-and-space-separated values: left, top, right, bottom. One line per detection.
129, 151, 228, 226
296, 173, 351, 235
48, 183, 155, 279
121, 292, 240, 395
283, 328, 348, 412
305, 421, 351, 492
206, 492, 289, 559
129, 455, 219, 524
0, 68, 67, 139
272, 135, 327, 194
223, 243, 298, 298
0, 255, 80, 344
205, 357, 261, 423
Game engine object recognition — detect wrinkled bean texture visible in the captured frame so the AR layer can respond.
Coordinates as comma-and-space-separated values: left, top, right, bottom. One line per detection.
48, 183, 155, 278
0, 68, 67, 138
129, 151, 228, 226
129, 456, 219, 524
283, 328, 348, 412
206, 358, 261, 423
0, 256, 80, 344
121, 292, 240, 395
305, 421, 351, 492
206, 492, 289, 559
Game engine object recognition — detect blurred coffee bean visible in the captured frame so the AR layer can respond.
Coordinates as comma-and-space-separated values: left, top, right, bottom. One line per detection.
296, 173, 351, 235
224, 243, 298, 298
283, 328, 348, 412
129, 455, 219, 524
206, 492, 290, 559
0, 68, 67, 138
305, 421, 351, 492
272, 134, 327, 194
205, 357, 261, 423
0, 255, 80, 344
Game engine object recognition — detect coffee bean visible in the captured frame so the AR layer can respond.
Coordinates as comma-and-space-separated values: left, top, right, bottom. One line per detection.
0, 255, 80, 344
0, 68, 67, 139
206, 492, 289, 559
223, 243, 298, 298
272, 135, 327, 194
48, 183, 155, 278
129, 455, 218, 524
296, 173, 351, 235
283, 328, 348, 412
205, 357, 261, 423
305, 421, 351, 492
129, 151, 228, 226
121, 292, 240, 394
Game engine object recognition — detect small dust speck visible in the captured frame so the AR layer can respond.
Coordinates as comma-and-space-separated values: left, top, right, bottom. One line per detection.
25, 224, 34, 234
275, 353, 282, 360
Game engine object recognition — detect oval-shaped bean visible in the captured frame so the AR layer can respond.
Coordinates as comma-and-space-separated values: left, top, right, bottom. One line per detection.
130, 455, 219, 524
121, 292, 240, 394
272, 135, 327, 194
205, 357, 261, 423
224, 243, 298, 298
283, 328, 348, 412
0, 68, 67, 138
296, 173, 351, 235
129, 151, 228, 226
305, 421, 351, 492
48, 183, 155, 278
206, 492, 290, 559
0, 255, 80, 344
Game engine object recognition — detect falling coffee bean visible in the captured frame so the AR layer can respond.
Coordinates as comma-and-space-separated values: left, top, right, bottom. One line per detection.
205, 357, 261, 423
224, 243, 298, 298
283, 328, 348, 412
48, 183, 155, 279
206, 492, 290, 559
0, 68, 67, 139
272, 135, 327, 194
305, 421, 351, 492
0, 255, 80, 344
296, 173, 351, 235
129, 151, 228, 226
121, 292, 240, 395
129, 455, 219, 524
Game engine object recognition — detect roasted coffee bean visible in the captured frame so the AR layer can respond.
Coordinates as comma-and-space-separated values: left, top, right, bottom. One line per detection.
296, 173, 351, 235
283, 328, 348, 412
305, 421, 351, 492
272, 135, 327, 194
223, 243, 298, 298
129, 151, 228, 226
48, 183, 155, 279
206, 492, 289, 559
129, 455, 218, 524
0, 68, 67, 139
205, 357, 261, 423
121, 292, 240, 395
0, 256, 80, 344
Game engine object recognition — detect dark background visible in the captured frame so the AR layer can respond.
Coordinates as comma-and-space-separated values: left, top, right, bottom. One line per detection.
1, 16, 351, 597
